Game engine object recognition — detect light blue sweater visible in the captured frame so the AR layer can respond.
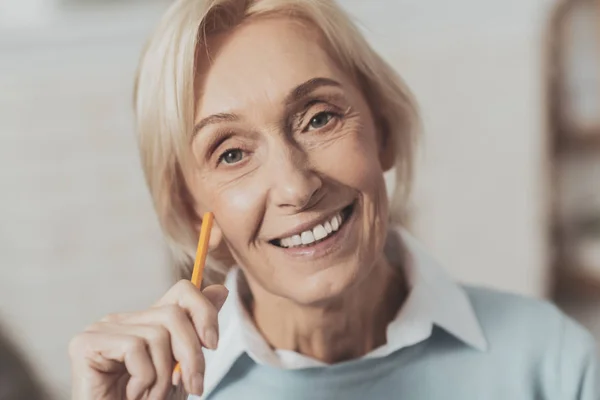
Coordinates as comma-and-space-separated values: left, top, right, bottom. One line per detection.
206, 286, 599, 400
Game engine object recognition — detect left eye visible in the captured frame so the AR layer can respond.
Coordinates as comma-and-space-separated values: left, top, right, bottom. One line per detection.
307, 112, 334, 131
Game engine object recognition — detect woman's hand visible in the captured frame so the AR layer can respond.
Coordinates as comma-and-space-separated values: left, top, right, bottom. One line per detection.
69, 281, 229, 400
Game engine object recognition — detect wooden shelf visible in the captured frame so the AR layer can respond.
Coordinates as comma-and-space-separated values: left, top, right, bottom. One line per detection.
558, 131, 600, 152
554, 265, 600, 299
548, 0, 600, 303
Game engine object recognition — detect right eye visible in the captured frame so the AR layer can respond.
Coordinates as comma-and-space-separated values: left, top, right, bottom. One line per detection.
218, 148, 245, 165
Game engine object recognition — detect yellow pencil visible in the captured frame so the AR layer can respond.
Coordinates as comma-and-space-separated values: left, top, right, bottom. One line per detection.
173, 211, 214, 375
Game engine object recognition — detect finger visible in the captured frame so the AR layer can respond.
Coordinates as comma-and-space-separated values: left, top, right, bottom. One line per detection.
155, 280, 225, 350
202, 285, 229, 311
69, 331, 155, 400
101, 305, 205, 395
86, 323, 173, 399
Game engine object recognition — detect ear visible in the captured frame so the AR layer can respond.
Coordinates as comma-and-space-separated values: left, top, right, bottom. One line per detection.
378, 118, 395, 172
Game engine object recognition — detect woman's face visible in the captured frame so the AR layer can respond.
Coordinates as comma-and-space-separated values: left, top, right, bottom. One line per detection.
190, 17, 392, 305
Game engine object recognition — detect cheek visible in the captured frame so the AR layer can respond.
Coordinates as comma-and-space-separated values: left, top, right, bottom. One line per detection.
319, 130, 384, 192
209, 181, 265, 239
321, 128, 389, 247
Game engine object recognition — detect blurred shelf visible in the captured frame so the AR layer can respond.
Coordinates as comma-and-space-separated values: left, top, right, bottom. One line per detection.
555, 265, 600, 299
557, 129, 600, 152
548, 0, 600, 303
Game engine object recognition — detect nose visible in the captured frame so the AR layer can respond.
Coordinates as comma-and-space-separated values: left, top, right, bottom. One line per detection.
268, 145, 322, 211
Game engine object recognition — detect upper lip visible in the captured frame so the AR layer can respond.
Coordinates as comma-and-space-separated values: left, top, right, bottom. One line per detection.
268, 204, 351, 242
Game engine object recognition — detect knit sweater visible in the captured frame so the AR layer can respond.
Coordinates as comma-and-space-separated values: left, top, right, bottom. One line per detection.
202, 287, 599, 400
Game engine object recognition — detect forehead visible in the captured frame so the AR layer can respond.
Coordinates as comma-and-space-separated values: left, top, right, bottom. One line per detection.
195, 17, 348, 117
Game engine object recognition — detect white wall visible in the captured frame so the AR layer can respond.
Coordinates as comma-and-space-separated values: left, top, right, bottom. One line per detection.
0, 3, 172, 397
0, 0, 556, 396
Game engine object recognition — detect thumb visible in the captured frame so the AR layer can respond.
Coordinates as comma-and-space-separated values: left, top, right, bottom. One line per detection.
202, 285, 229, 311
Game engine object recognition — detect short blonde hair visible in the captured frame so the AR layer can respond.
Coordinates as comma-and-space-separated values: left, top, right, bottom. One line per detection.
134, 0, 419, 286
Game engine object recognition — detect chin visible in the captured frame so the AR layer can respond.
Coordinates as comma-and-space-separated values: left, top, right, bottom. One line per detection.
282, 261, 367, 306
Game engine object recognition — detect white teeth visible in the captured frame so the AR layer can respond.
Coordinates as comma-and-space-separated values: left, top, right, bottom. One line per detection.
331, 214, 340, 231
291, 235, 302, 246
301, 231, 315, 245
277, 210, 347, 249
313, 224, 328, 240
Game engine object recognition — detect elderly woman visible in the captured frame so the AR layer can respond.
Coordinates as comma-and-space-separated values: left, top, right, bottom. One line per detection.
69, 0, 599, 399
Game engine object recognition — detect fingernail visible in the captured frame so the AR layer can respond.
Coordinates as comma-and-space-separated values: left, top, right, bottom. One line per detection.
191, 373, 204, 395
204, 327, 219, 349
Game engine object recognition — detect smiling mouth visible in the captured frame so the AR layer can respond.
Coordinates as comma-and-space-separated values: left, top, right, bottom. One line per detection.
270, 202, 355, 249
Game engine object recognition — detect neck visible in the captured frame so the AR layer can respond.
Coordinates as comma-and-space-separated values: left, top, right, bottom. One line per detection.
245, 256, 406, 364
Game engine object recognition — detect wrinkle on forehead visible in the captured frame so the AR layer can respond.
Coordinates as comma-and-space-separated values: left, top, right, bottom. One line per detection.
193, 16, 345, 120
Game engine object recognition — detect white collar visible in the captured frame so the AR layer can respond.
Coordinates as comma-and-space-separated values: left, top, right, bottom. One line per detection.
193, 226, 488, 399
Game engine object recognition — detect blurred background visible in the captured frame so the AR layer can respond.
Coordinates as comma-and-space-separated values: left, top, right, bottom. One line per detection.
0, 0, 599, 397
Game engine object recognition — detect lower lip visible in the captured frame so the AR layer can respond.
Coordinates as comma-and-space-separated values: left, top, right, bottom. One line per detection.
275, 205, 357, 260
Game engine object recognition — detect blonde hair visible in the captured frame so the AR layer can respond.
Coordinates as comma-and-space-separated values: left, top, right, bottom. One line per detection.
134, 0, 419, 287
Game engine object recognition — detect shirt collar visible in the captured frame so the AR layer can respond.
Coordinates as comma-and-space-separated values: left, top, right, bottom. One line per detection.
194, 226, 488, 399
392, 227, 488, 352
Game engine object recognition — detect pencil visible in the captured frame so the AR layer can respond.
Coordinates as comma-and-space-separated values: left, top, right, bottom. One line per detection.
173, 211, 214, 375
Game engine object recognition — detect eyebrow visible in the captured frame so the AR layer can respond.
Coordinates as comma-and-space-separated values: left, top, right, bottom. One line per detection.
284, 77, 342, 106
193, 113, 239, 135
193, 77, 342, 136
